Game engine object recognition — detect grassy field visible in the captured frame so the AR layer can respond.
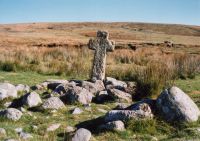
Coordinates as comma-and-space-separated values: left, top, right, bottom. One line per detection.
0, 71, 199, 93
0, 71, 83, 86
0, 71, 200, 141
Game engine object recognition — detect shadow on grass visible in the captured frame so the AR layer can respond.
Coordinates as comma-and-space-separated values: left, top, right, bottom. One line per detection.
75, 116, 106, 134
9, 97, 24, 108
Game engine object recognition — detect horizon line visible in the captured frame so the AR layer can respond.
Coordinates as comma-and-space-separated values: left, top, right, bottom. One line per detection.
0, 21, 199, 27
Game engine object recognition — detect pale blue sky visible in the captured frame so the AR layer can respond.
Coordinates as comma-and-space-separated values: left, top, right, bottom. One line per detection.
0, 0, 199, 25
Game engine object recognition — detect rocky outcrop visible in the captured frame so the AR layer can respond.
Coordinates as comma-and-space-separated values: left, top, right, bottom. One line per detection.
42, 97, 65, 110
126, 98, 156, 111
96, 90, 110, 102
107, 88, 132, 103
114, 103, 129, 110
0, 108, 22, 121
45, 79, 69, 90
99, 120, 125, 131
15, 84, 30, 93
22, 92, 42, 108
0, 83, 17, 100
72, 128, 91, 141
81, 80, 105, 95
105, 77, 127, 91
156, 86, 200, 122
105, 103, 153, 122
53, 82, 76, 95
61, 85, 93, 105
125, 81, 136, 94
32, 79, 68, 91
65, 126, 75, 133
72, 108, 83, 115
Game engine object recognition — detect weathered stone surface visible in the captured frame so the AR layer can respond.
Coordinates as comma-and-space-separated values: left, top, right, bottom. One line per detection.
105, 103, 153, 122
107, 88, 132, 103
53, 82, 76, 95
72, 128, 91, 141
31, 84, 44, 91
65, 126, 75, 133
0, 83, 17, 100
53, 80, 105, 98
69, 80, 82, 86
45, 79, 68, 90
96, 90, 109, 102
32, 79, 68, 91
0, 108, 22, 121
81, 80, 105, 95
22, 92, 42, 108
88, 31, 115, 81
114, 103, 129, 110
15, 84, 30, 93
156, 86, 200, 122
125, 81, 136, 94
105, 77, 127, 91
126, 98, 156, 111
99, 120, 125, 131
47, 123, 61, 132
72, 108, 83, 115
62, 86, 93, 105
42, 97, 65, 110
0, 88, 7, 100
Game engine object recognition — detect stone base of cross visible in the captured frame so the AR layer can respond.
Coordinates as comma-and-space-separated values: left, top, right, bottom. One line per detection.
88, 31, 115, 81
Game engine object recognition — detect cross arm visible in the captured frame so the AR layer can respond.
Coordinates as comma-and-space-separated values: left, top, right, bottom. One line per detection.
88, 38, 97, 50
106, 40, 115, 52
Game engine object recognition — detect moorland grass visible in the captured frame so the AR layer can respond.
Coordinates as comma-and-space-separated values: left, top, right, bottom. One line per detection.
0, 45, 200, 140
0, 74, 200, 140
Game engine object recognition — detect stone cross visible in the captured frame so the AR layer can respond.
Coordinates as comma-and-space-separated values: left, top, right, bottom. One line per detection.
88, 31, 115, 81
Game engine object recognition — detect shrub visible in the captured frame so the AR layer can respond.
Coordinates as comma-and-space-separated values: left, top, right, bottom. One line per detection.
133, 62, 174, 99
173, 54, 200, 79
0, 61, 17, 72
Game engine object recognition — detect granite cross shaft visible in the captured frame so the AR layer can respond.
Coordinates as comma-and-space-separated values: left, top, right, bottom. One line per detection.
88, 31, 115, 81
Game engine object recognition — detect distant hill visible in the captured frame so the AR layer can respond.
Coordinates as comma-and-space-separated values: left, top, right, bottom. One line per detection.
0, 22, 200, 48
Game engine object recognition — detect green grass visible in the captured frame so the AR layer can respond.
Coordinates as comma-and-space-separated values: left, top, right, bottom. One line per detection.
0, 102, 117, 141
175, 74, 200, 93
0, 71, 86, 86
0, 71, 200, 141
